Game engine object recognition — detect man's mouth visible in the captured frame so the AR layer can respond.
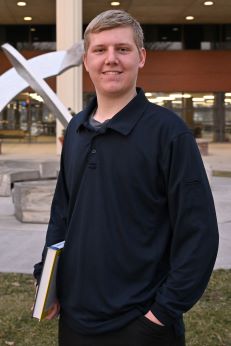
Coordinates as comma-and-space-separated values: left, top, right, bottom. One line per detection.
102, 71, 122, 75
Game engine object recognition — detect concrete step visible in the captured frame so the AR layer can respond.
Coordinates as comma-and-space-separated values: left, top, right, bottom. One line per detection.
13, 180, 57, 223
0, 160, 59, 196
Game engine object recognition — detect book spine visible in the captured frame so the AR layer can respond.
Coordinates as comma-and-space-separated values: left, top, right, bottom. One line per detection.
40, 248, 63, 320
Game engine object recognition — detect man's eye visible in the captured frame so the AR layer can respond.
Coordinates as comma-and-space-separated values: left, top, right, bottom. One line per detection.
94, 48, 105, 53
119, 47, 129, 53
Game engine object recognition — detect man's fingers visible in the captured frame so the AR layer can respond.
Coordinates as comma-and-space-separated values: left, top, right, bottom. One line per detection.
44, 302, 60, 320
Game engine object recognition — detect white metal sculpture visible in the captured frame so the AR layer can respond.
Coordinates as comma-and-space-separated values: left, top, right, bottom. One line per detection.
0, 41, 84, 126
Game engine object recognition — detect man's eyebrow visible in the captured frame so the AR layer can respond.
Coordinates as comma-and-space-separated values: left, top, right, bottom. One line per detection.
116, 43, 133, 46
91, 43, 133, 47
91, 44, 105, 48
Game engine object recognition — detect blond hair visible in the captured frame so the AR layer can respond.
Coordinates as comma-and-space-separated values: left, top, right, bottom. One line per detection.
84, 10, 144, 51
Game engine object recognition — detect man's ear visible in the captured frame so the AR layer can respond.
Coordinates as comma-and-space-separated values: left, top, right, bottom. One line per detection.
83, 54, 89, 72
138, 48, 146, 69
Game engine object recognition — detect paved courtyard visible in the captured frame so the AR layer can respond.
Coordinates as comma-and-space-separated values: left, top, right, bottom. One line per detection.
0, 141, 230, 274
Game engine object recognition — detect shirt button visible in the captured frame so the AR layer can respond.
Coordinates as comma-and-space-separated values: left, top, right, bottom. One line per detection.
91, 149, 97, 154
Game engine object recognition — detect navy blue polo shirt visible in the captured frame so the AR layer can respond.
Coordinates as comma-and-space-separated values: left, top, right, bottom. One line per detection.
45, 88, 218, 335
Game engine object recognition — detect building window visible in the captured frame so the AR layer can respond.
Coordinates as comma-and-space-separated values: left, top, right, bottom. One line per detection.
0, 25, 56, 50
142, 24, 231, 51
145, 91, 231, 142
0, 93, 56, 141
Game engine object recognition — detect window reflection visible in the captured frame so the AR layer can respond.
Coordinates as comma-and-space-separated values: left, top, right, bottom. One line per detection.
0, 93, 56, 142
145, 91, 231, 142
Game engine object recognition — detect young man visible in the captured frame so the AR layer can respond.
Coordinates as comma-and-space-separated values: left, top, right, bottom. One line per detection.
34, 9, 219, 346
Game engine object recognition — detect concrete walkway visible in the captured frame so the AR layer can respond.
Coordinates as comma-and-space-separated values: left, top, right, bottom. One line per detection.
0, 141, 230, 274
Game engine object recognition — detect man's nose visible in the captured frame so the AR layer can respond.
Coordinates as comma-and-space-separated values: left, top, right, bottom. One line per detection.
105, 48, 118, 64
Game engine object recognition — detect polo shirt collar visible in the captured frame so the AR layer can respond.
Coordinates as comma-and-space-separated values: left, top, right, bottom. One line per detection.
75, 88, 149, 135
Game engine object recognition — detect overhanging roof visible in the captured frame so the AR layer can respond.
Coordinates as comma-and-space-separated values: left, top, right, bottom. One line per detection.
0, 0, 230, 25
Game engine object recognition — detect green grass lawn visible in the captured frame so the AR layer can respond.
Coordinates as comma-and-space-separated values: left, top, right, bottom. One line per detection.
0, 270, 230, 346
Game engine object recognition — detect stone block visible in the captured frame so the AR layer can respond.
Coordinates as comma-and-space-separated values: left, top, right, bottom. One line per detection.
0, 172, 11, 196
13, 180, 57, 223
0, 169, 40, 196
39, 161, 59, 178
0, 159, 60, 196
1, 160, 40, 170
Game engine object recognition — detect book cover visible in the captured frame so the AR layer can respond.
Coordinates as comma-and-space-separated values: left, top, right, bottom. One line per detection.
32, 240, 65, 321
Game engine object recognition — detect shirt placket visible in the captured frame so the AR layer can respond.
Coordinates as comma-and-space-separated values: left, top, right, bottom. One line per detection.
87, 132, 101, 170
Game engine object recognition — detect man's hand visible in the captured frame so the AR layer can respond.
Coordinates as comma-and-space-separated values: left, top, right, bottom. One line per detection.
44, 301, 60, 320
144, 310, 164, 326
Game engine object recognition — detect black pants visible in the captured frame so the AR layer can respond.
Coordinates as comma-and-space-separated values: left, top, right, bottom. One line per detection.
59, 316, 185, 346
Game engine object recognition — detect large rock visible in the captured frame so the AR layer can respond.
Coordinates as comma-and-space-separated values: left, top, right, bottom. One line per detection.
0, 159, 40, 169
39, 161, 59, 178
0, 159, 59, 196
13, 180, 57, 223
0, 169, 40, 196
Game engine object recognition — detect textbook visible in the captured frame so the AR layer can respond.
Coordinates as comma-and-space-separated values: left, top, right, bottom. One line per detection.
32, 240, 65, 321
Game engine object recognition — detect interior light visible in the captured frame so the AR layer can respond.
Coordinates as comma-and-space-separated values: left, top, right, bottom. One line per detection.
149, 98, 157, 103
204, 95, 214, 100
145, 92, 152, 97
155, 97, 166, 101
156, 96, 175, 101
169, 93, 191, 99
164, 96, 175, 101
30, 93, 44, 102
203, 1, 214, 5
148, 98, 165, 105
172, 100, 182, 104
24, 16, 32, 21
225, 92, 231, 96
30, 28, 36, 32
192, 98, 204, 102
111, 1, 120, 6
170, 93, 183, 98
186, 16, 194, 21
17, 1, 27, 6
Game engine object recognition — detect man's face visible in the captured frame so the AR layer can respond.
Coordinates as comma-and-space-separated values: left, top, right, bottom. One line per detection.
84, 26, 146, 98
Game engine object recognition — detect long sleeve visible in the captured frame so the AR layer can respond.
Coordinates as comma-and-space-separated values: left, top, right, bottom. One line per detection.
45, 151, 69, 247
33, 137, 69, 282
151, 132, 219, 325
